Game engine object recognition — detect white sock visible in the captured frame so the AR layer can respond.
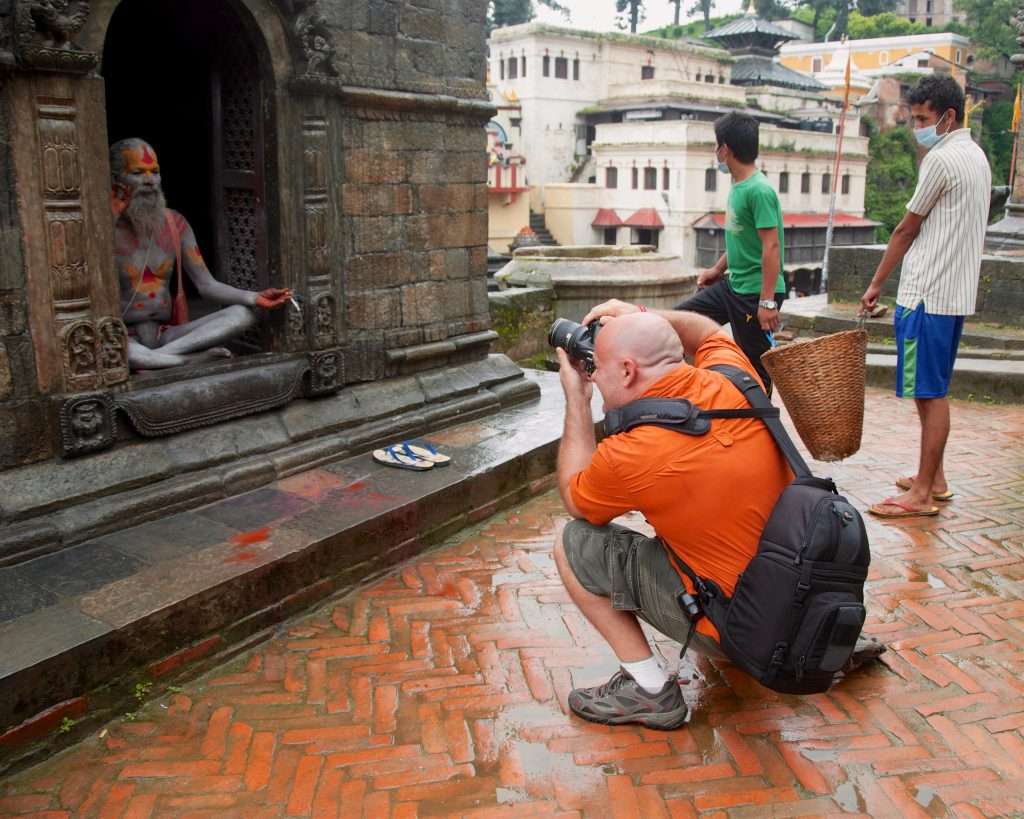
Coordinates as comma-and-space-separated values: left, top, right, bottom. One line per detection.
621, 654, 669, 693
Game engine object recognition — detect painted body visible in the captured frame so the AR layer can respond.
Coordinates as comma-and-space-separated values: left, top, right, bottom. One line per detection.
111, 139, 290, 370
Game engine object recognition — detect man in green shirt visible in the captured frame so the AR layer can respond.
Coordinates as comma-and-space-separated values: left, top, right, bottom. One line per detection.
677, 112, 786, 393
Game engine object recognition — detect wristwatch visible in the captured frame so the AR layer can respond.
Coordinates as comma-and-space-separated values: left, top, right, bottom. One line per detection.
758, 299, 778, 311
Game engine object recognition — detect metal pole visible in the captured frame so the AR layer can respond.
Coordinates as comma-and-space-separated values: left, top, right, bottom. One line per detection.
821, 43, 853, 293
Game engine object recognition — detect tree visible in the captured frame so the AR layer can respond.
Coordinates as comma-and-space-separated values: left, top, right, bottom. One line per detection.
954, 0, 1018, 59
856, 0, 898, 15
616, 0, 646, 32
864, 125, 919, 241
688, 0, 715, 30
669, 0, 682, 26
979, 100, 1013, 186
846, 10, 923, 38
488, 0, 569, 31
756, 0, 791, 20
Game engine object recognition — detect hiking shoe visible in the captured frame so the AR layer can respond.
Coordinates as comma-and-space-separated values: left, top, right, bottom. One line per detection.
567, 668, 689, 730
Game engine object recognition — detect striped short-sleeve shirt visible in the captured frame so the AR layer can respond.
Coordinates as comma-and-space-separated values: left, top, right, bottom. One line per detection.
898, 129, 991, 316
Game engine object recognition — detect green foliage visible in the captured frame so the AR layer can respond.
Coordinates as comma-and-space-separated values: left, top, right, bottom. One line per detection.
856, 0, 899, 14
134, 680, 153, 703
865, 126, 919, 241
954, 0, 1018, 59
847, 11, 926, 38
58, 717, 75, 734
978, 100, 1013, 186
756, 0, 791, 19
647, 13, 741, 39
488, 0, 568, 31
791, 2, 837, 41
688, 0, 715, 29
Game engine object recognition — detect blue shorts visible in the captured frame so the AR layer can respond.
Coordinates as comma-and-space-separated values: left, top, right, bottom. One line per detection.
894, 303, 964, 399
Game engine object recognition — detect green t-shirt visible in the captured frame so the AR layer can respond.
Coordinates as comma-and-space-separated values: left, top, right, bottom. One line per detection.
724, 171, 785, 296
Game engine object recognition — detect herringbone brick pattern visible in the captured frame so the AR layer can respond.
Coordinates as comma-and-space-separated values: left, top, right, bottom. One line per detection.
2, 389, 1023, 818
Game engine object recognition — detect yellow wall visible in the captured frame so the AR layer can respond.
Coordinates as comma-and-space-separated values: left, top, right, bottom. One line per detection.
781, 41, 970, 84
488, 193, 531, 256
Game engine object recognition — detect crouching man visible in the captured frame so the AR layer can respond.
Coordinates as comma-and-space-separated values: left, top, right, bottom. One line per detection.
553, 300, 882, 729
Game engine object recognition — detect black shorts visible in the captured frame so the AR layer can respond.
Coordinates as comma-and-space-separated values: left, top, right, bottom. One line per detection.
677, 280, 786, 396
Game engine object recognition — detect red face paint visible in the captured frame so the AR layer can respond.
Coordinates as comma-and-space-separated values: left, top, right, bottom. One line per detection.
141, 145, 155, 165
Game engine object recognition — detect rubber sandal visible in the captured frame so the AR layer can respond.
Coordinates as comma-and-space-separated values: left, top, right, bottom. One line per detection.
868, 498, 939, 518
372, 446, 434, 471
398, 440, 451, 466
894, 476, 954, 501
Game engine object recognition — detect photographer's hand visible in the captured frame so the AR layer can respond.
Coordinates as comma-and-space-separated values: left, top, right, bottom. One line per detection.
582, 299, 641, 326
556, 349, 593, 403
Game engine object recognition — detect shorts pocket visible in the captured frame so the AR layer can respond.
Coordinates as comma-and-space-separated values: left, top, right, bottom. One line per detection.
610, 538, 641, 611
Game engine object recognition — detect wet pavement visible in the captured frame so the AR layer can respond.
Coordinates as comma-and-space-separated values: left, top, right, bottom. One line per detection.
2, 386, 1023, 818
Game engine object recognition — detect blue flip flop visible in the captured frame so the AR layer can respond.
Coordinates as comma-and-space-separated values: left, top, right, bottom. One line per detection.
398, 440, 451, 466
373, 445, 434, 471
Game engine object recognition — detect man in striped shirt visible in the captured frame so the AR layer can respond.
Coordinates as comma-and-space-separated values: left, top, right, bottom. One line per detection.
860, 76, 991, 518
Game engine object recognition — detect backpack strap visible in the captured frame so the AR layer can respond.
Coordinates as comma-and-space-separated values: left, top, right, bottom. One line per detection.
707, 364, 812, 479
604, 397, 778, 437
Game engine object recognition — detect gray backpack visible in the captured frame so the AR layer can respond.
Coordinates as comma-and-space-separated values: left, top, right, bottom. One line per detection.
603, 364, 870, 694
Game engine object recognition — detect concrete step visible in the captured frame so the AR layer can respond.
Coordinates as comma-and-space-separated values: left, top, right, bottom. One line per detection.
0, 371, 598, 774
864, 352, 1024, 403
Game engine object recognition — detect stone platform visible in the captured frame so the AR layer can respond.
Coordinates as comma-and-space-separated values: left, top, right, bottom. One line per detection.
0, 370, 602, 775
782, 296, 1024, 403
2, 389, 1023, 817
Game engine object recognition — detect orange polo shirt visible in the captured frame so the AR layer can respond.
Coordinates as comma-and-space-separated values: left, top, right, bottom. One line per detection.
569, 333, 793, 640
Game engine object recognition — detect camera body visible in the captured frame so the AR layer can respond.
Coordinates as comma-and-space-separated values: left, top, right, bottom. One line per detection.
548, 318, 600, 374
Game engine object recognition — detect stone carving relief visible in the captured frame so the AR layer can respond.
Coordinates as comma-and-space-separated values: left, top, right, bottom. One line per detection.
306, 349, 341, 396
314, 293, 336, 348
287, 295, 306, 349
14, 0, 98, 72
0, 0, 14, 67
97, 317, 129, 386
61, 318, 98, 391
285, 0, 337, 77
59, 392, 115, 457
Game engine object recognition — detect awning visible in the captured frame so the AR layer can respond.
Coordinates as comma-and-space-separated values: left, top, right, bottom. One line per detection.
692, 212, 880, 230
591, 208, 623, 228
623, 208, 665, 229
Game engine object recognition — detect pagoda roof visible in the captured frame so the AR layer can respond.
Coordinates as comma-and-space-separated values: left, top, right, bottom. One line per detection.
731, 56, 827, 92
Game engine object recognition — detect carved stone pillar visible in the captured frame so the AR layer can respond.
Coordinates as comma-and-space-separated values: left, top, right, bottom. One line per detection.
5, 2, 128, 394
302, 110, 339, 350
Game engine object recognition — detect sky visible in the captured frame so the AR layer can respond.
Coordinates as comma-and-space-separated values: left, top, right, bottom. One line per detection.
533, 0, 750, 33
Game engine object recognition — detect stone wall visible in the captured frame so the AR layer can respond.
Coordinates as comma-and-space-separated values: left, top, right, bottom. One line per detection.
829, 245, 1024, 328
489, 286, 554, 362
341, 107, 492, 354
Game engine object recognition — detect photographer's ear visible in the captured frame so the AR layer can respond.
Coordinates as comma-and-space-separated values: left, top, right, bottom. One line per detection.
621, 358, 639, 386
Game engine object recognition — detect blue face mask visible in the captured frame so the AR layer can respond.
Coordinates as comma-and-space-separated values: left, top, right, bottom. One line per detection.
914, 112, 949, 149
716, 148, 730, 174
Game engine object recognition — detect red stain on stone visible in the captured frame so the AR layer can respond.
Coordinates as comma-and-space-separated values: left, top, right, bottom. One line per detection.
226, 551, 259, 564
231, 528, 270, 546
348, 482, 367, 491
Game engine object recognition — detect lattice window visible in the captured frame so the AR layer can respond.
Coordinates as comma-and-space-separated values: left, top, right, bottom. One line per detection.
224, 188, 259, 291
221, 42, 257, 171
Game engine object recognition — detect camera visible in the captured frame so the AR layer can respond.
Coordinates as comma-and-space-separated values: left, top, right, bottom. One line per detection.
548, 318, 600, 374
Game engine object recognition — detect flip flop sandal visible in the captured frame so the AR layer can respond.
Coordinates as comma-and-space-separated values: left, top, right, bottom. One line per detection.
868, 498, 939, 519
372, 446, 434, 471
894, 476, 954, 501
398, 440, 451, 466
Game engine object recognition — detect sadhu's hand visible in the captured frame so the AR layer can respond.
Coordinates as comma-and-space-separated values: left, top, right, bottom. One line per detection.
111, 184, 131, 219
255, 288, 292, 309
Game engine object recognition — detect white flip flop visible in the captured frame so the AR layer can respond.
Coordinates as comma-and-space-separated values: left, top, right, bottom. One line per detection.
372, 446, 434, 471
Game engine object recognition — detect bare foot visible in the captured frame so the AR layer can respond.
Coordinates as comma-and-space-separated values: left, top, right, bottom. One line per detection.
895, 475, 951, 497
185, 347, 234, 363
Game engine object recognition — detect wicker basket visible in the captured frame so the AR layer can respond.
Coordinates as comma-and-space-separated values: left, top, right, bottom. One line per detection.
760, 329, 868, 462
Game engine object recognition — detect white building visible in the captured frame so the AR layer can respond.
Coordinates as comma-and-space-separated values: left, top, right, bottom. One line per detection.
487, 20, 876, 281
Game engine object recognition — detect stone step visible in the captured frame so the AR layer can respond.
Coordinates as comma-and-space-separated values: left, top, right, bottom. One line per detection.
781, 295, 1024, 351
0, 371, 597, 773
863, 353, 1024, 403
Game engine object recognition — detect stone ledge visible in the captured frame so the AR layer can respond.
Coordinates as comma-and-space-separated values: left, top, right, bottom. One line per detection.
0, 370, 595, 775
0, 355, 537, 562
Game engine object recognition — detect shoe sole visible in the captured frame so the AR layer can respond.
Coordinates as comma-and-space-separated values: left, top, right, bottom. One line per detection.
569, 702, 689, 731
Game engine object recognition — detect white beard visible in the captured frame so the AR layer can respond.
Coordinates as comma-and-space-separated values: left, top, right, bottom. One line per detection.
125, 187, 167, 241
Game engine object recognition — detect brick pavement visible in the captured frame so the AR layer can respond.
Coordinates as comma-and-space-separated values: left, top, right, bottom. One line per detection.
1, 387, 1023, 818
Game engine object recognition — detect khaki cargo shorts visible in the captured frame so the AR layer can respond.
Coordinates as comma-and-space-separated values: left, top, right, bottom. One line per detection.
561, 519, 727, 662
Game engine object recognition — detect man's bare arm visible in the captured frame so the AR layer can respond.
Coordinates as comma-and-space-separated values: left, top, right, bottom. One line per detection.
555, 349, 596, 519
860, 210, 926, 312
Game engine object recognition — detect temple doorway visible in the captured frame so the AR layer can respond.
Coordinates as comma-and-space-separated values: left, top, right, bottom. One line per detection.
102, 0, 272, 328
